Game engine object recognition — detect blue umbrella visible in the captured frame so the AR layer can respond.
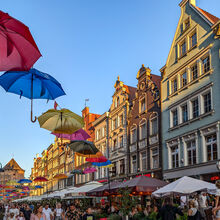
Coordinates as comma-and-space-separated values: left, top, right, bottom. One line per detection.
92, 160, 112, 167
0, 68, 65, 122
17, 179, 32, 184
35, 185, 43, 189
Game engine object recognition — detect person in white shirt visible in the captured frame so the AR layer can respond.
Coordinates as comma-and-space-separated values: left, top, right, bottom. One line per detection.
43, 204, 53, 220
9, 204, 19, 219
180, 196, 186, 208
198, 192, 207, 218
54, 203, 63, 220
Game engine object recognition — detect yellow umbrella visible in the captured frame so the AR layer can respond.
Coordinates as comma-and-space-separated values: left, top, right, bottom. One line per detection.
75, 151, 103, 158
6, 181, 19, 186
102, 164, 114, 168
38, 108, 84, 134
53, 173, 68, 180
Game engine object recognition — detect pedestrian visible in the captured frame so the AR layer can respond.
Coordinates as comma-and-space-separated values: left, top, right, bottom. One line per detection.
42, 204, 53, 220
156, 197, 184, 220
9, 204, 19, 219
187, 200, 202, 220
213, 180, 220, 220
23, 204, 32, 220
7, 212, 16, 220
82, 207, 95, 220
198, 192, 207, 219
17, 211, 25, 220
30, 205, 46, 220
54, 203, 63, 220
65, 204, 81, 220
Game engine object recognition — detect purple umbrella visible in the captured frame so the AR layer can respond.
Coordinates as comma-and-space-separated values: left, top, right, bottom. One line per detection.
83, 167, 97, 174
52, 129, 90, 141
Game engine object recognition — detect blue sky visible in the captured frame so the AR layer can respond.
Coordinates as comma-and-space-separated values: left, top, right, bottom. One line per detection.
0, 0, 219, 177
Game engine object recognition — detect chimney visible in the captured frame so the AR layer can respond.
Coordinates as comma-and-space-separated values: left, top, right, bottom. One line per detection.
179, 0, 196, 7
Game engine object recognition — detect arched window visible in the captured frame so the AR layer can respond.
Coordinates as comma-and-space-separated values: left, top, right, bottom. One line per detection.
150, 112, 158, 136
139, 118, 147, 140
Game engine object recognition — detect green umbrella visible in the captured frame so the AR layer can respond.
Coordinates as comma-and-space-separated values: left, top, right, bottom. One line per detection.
68, 140, 99, 155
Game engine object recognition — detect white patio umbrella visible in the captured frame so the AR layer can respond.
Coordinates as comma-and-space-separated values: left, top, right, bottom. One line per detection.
152, 176, 216, 197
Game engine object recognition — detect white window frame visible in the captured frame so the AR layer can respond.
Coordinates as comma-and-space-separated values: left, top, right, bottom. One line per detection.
150, 112, 158, 136
130, 125, 137, 144
139, 119, 147, 140
151, 147, 159, 169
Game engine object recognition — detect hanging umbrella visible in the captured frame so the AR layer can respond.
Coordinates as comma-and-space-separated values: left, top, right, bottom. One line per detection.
33, 176, 48, 182
17, 179, 32, 184
86, 156, 107, 163
75, 151, 103, 158
52, 128, 90, 141
68, 140, 99, 155
0, 10, 41, 71
6, 180, 19, 186
53, 173, 68, 180
35, 185, 43, 189
83, 167, 97, 174
38, 108, 84, 134
92, 160, 112, 167
71, 169, 84, 174
0, 68, 65, 122
102, 164, 114, 168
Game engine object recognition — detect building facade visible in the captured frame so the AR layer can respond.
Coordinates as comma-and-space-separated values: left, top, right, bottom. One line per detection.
93, 112, 109, 182
0, 159, 25, 185
161, 0, 220, 182
108, 77, 136, 181
128, 65, 162, 179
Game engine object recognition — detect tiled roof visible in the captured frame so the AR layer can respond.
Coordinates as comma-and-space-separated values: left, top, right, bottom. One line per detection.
3, 158, 24, 171
194, 6, 219, 25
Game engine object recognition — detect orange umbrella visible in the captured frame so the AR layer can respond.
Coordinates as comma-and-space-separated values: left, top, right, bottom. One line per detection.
53, 174, 68, 180
75, 151, 103, 158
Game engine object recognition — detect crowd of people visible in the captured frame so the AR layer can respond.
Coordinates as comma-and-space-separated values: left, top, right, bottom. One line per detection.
0, 202, 95, 220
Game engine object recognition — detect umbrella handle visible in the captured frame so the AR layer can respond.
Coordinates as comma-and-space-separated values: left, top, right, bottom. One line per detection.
31, 99, 37, 123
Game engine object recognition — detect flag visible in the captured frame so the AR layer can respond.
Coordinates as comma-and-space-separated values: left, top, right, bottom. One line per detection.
54, 101, 58, 110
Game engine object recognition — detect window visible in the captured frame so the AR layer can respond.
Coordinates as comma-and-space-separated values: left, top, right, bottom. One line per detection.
181, 104, 188, 123
172, 109, 178, 127
119, 136, 123, 148
151, 148, 159, 169
140, 98, 146, 112
112, 118, 117, 130
119, 159, 125, 174
181, 72, 187, 87
172, 77, 178, 93
191, 63, 198, 80
112, 162, 116, 177
206, 134, 217, 161
150, 113, 158, 135
203, 92, 211, 113
180, 41, 186, 57
192, 98, 199, 118
112, 139, 117, 151
180, 23, 183, 33
114, 98, 117, 108
141, 152, 147, 170
117, 97, 120, 107
171, 146, 179, 168
140, 121, 147, 139
187, 140, 196, 165
132, 155, 137, 173
190, 32, 197, 48
130, 128, 137, 144
202, 56, 210, 74
119, 114, 124, 126
185, 18, 190, 30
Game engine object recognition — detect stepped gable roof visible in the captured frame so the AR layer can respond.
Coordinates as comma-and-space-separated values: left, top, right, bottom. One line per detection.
193, 5, 219, 25
3, 158, 24, 171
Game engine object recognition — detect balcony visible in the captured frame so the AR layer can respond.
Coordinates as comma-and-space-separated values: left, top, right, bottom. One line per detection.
149, 134, 158, 145
130, 143, 137, 153
139, 139, 147, 149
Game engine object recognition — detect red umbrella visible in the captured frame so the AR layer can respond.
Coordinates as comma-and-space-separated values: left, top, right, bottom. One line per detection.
33, 177, 48, 182
86, 156, 108, 163
0, 10, 41, 71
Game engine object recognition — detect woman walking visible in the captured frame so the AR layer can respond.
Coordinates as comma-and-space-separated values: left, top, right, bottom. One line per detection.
30, 205, 46, 220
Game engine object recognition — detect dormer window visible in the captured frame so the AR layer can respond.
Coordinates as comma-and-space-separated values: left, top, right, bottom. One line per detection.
180, 40, 186, 57
190, 32, 197, 48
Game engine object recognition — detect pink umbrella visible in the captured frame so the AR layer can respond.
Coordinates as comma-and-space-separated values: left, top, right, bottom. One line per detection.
86, 156, 108, 163
83, 167, 97, 174
52, 129, 90, 141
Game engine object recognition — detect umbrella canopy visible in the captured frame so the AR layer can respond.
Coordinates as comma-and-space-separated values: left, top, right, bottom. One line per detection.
33, 177, 48, 182
75, 151, 103, 158
86, 156, 108, 163
17, 179, 32, 184
83, 167, 97, 174
87, 181, 121, 197
0, 10, 41, 71
118, 176, 167, 194
6, 181, 19, 186
0, 68, 65, 122
38, 109, 84, 134
71, 169, 84, 175
92, 160, 112, 167
53, 174, 68, 180
52, 129, 90, 141
68, 140, 99, 155
35, 185, 43, 189
152, 176, 216, 197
